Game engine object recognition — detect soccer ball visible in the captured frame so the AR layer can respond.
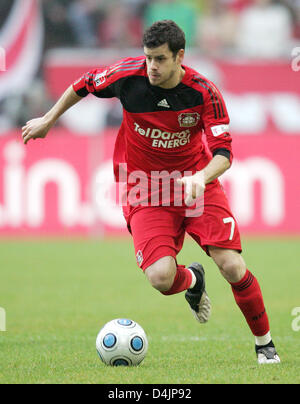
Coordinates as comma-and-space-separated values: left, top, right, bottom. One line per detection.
96, 319, 148, 366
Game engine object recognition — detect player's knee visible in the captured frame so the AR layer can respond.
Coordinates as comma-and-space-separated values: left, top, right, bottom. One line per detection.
219, 255, 246, 283
149, 274, 172, 292
145, 256, 176, 292
209, 247, 246, 283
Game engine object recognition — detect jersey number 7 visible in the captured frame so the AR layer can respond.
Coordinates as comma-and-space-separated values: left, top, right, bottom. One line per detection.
223, 217, 235, 241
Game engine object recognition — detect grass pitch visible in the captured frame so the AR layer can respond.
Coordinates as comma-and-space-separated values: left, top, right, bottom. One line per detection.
0, 237, 299, 384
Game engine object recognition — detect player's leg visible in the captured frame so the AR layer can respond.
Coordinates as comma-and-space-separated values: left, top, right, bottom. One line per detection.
144, 256, 177, 292
185, 180, 280, 363
144, 255, 211, 323
127, 206, 191, 293
144, 256, 192, 294
208, 246, 280, 364
126, 206, 209, 308
206, 246, 246, 283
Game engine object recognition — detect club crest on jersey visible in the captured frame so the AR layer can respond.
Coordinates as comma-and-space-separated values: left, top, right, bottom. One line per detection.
94, 70, 107, 87
178, 113, 200, 128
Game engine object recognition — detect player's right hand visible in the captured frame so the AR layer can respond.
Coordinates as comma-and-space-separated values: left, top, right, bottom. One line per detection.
177, 171, 206, 206
22, 117, 51, 145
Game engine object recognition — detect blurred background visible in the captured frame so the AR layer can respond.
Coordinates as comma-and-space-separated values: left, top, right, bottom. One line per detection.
0, 0, 299, 236
1, 2, 300, 384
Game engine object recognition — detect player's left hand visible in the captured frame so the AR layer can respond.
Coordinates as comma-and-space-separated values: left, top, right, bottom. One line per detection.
177, 171, 206, 206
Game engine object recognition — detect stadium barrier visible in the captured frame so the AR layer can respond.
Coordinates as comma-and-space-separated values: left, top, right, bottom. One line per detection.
0, 130, 299, 236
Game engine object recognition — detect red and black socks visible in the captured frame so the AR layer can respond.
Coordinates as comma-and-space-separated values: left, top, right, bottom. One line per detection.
230, 269, 271, 340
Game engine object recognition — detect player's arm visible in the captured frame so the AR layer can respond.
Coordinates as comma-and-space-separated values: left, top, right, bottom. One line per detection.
203, 153, 230, 184
22, 85, 82, 145
22, 64, 123, 145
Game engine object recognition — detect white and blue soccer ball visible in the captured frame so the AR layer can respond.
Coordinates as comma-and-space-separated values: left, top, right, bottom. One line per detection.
96, 319, 148, 366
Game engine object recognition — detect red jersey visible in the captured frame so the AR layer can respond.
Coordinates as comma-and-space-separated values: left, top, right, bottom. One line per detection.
73, 56, 232, 206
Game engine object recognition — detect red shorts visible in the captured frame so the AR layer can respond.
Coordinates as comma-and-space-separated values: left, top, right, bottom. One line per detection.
123, 180, 242, 271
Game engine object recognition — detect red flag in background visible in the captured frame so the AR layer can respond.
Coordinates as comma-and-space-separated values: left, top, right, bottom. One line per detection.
0, 0, 43, 101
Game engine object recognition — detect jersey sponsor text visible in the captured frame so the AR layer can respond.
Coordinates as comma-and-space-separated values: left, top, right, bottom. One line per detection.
134, 123, 191, 149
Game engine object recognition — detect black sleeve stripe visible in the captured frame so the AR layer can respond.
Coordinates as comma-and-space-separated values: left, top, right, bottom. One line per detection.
208, 86, 221, 119
212, 148, 231, 160
207, 83, 222, 119
84, 78, 95, 93
193, 76, 226, 119
211, 83, 226, 118
202, 78, 226, 119
109, 58, 145, 73
192, 78, 218, 119
107, 64, 145, 79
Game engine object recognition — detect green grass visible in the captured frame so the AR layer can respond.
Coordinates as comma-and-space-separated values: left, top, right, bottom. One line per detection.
0, 237, 299, 384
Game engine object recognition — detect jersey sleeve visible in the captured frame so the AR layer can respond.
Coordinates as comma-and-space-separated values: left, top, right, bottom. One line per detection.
201, 81, 233, 164
72, 67, 123, 99
72, 57, 146, 100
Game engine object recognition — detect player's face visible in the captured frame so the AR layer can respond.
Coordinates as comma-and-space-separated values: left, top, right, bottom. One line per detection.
144, 43, 185, 89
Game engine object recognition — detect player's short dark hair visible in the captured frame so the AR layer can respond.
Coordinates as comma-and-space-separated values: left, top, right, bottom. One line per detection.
143, 20, 186, 58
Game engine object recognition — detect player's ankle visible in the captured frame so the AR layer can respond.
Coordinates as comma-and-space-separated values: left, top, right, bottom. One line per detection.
187, 268, 197, 289
255, 331, 272, 347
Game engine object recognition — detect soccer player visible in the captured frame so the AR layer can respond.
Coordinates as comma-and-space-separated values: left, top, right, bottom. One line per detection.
22, 20, 280, 364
